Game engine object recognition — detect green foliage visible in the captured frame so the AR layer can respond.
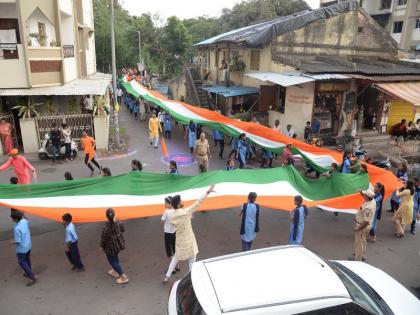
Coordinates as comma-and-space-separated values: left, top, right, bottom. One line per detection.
93, 0, 309, 79
46, 98, 55, 115
29, 32, 47, 47
12, 97, 41, 119
67, 98, 79, 114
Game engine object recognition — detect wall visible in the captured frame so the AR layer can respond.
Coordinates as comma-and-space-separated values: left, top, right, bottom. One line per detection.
168, 75, 186, 101
93, 115, 109, 150
59, 0, 73, 15
268, 82, 315, 139
0, 45, 29, 87
0, 2, 17, 17
85, 31, 96, 75
63, 57, 76, 82
20, 118, 39, 153
272, 10, 398, 59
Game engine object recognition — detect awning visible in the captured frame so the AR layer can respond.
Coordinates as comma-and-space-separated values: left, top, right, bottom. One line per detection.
374, 82, 420, 106
201, 85, 259, 97
245, 72, 315, 87
0, 73, 112, 96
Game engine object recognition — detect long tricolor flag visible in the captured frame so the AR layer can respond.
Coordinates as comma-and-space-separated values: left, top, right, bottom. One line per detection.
121, 77, 399, 189
1, 167, 371, 223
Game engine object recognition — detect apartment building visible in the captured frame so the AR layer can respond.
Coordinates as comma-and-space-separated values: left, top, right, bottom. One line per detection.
321, 0, 420, 55
360, 0, 420, 55
0, 0, 111, 154
0, 0, 96, 88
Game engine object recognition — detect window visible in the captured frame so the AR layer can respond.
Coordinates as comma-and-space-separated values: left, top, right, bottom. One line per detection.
416, 19, 420, 29
393, 21, 404, 33
398, 0, 407, 6
278, 86, 286, 113
250, 50, 260, 71
176, 273, 205, 315
37, 22, 46, 37
380, 0, 391, 9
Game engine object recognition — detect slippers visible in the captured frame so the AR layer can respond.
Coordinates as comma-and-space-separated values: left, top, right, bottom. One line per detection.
116, 276, 129, 284
108, 269, 119, 278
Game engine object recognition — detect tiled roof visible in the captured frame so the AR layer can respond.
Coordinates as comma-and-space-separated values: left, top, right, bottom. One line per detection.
283, 56, 420, 76
0, 73, 111, 96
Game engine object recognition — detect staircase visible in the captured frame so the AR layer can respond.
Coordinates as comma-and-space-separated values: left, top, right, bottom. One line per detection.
357, 130, 391, 147
184, 66, 210, 108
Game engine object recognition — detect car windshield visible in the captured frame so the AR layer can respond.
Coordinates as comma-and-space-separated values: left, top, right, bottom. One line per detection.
176, 272, 206, 315
330, 262, 392, 315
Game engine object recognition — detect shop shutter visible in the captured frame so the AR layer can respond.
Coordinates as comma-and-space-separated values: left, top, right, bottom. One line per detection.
386, 99, 415, 133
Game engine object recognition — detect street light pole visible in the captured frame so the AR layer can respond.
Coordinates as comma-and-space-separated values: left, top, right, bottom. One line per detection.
129, 30, 142, 64
110, 0, 120, 149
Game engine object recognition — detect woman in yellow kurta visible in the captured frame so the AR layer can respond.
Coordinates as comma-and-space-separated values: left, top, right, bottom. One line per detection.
163, 184, 216, 283
148, 112, 162, 148
393, 180, 415, 237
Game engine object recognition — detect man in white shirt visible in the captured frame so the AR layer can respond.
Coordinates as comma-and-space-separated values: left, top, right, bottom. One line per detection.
272, 119, 282, 134
285, 124, 295, 138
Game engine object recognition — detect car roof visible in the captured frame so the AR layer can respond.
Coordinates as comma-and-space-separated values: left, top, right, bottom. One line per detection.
192, 246, 350, 313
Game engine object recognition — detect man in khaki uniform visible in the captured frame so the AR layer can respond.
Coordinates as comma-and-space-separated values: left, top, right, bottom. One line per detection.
193, 132, 211, 173
353, 189, 376, 261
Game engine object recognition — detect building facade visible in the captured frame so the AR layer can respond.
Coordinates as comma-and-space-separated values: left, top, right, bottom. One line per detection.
0, 0, 96, 89
185, 1, 420, 139
322, 0, 420, 56
0, 0, 111, 154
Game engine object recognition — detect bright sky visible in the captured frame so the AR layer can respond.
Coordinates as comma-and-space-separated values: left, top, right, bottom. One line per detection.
121, 0, 320, 20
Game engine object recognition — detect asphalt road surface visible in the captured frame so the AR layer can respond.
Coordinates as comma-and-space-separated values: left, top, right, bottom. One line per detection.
0, 108, 419, 315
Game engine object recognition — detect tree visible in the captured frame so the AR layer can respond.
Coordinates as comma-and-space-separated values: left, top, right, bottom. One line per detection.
161, 17, 192, 79
93, 0, 309, 79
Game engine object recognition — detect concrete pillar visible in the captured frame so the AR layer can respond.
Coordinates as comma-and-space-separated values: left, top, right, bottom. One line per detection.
93, 115, 109, 150
20, 118, 39, 153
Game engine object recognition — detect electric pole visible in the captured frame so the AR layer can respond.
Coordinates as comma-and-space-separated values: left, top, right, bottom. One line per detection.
110, 0, 120, 149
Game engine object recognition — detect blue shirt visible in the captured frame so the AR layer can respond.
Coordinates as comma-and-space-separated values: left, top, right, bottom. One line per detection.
14, 218, 31, 253
65, 223, 78, 243
169, 168, 179, 175
341, 158, 351, 174
241, 203, 257, 242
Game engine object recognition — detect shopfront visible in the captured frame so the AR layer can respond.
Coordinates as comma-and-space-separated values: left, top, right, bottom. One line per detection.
373, 82, 420, 134
313, 81, 351, 135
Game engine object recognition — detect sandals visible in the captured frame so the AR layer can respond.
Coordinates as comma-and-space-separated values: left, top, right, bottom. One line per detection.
116, 274, 129, 284
108, 269, 119, 278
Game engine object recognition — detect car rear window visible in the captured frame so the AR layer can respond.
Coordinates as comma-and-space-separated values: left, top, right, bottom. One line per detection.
176, 272, 206, 315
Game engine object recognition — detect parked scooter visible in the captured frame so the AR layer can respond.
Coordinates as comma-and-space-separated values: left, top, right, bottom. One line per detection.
38, 133, 78, 160
365, 156, 392, 170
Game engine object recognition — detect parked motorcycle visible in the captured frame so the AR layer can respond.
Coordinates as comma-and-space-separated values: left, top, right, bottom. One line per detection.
38, 133, 78, 160
364, 156, 392, 170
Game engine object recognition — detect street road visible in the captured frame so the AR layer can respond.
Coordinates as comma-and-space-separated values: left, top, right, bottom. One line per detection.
0, 108, 419, 315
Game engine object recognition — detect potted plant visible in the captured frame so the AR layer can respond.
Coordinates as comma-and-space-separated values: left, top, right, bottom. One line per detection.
93, 96, 109, 115
29, 33, 47, 47
12, 97, 41, 119
229, 55, 246, 72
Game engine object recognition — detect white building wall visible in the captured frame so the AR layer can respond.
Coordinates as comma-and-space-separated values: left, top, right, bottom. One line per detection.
85, 33, 96, 75
268, 82, 315, 139
63, 57, 77, 82
82, 0, 94, 28
59, 0, 73, 16
0, 3, 17, 18
0, 45, 29, 87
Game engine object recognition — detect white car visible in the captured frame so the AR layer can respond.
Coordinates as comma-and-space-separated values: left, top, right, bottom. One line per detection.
167, 246, 419, 315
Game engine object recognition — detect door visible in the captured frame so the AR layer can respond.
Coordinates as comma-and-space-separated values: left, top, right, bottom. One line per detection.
259, 85, 278, 111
